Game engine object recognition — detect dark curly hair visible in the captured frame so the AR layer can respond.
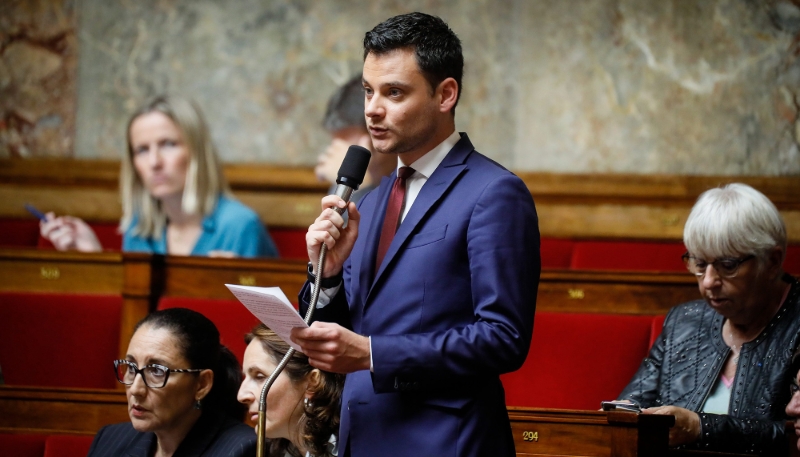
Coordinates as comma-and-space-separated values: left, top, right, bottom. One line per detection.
245, 324, 344, 457
363, 12, 463, 114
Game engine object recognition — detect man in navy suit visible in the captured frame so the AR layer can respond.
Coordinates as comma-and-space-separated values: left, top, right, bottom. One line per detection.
292, 12, 540, 457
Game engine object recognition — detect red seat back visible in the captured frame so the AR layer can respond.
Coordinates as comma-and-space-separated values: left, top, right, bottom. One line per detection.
0, 433, 47, 457
540, 238, 575, 269
649, 315, 667, 349
501, 312, 654, 410
44, 435, 94, 457
0, 218, 40, 247
0, 292, 122, 388
268, 227, 308, 260
785, 245, 800, 275
570, 241, 687, 272
156, 297, 262, 363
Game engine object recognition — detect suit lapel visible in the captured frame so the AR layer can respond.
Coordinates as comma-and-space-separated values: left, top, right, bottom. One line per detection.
367, 135, 474, 298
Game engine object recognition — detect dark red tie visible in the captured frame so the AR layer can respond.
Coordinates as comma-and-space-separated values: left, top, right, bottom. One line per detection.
375, 166, 415, 273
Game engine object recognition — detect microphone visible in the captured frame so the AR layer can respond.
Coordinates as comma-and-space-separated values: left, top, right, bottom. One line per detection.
332, 145, 372, 213
255, 145, 370, 457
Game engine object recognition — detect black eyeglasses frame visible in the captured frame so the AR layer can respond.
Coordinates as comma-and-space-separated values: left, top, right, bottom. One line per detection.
113, 359, 203, 389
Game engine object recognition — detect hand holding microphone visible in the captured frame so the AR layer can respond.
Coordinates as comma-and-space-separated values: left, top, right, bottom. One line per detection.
307, 145, 371, 279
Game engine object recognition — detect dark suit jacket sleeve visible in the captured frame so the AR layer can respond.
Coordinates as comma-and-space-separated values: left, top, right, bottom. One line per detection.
369, 173, 539, 392
299, 281, 352, 329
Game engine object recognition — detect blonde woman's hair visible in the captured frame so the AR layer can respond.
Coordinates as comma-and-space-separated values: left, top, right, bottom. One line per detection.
119, 96, 229, 239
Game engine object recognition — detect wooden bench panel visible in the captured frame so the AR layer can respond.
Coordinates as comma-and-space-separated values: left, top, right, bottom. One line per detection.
509, 407, 673, 457
155, 256, 308, 301
0, 249, 123, 294
536, 270, 699, 315
0, 386, 128, 435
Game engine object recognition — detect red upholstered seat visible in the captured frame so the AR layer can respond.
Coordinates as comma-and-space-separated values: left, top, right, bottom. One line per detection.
501, 312, 654, 410
0, 292, 122, 389
0, 433, 47, 457
649, 315, 667, 349
785, 245, 800, 275
43, 435, 94, 457
0, 218, 41, 247
157, 297, 263, 363
540, 237, 575, 269
570, 240, 687, 272
268, 227, 308, 260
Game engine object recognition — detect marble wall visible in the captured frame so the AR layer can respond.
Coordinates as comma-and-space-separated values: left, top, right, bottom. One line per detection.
1, 0, 77, 158
3, 0, 799, 175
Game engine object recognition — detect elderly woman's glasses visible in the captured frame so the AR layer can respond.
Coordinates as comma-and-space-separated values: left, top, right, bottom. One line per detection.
681, 253, 754, 279
113, 359, 203, 388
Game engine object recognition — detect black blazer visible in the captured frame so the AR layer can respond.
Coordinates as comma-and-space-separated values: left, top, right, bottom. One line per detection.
87, 412, 256, 457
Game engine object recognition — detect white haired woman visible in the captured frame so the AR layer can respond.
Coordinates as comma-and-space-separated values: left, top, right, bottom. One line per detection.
40, 96, 277, 258
619, 183, 800, 455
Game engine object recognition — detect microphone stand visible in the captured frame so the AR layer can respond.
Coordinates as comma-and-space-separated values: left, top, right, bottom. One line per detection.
255, 242, 332, 457
255, 151, 362, 457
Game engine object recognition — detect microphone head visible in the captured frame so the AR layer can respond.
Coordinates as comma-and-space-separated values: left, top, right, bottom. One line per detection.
336, 145, 371, 190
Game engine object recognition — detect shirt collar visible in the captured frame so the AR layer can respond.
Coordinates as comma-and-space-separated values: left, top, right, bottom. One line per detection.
397, 130, 461, 178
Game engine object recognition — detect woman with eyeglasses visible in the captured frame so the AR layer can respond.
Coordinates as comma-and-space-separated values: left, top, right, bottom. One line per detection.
237, 324, 344, 457
618, 183, 800, 455
87, 308, 256, 456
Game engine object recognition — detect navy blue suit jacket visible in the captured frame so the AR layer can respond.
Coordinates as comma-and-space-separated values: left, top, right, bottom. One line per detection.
87, 413, 256, 457
301, 133, 540, 457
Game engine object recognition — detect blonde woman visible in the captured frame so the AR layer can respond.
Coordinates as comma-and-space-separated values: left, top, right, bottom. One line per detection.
41, 96, 277, 258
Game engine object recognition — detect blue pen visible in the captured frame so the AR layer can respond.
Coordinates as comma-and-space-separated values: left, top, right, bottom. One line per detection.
25, 203, 48, 221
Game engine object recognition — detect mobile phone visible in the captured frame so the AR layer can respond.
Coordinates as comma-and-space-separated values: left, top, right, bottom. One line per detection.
601, 400, 641, 413
25, 203, 48, 221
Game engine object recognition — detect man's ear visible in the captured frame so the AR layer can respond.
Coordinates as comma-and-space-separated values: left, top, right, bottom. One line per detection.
195, 369, 214, 401
437, 77, 458, 114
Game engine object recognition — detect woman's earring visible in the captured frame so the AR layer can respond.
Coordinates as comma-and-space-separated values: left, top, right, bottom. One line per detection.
304, 397, 312, 408
195, 400, 202, 410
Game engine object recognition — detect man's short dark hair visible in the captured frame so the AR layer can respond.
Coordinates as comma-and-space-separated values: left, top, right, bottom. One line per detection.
322, 73, 366, 132
363, 12, 463, 112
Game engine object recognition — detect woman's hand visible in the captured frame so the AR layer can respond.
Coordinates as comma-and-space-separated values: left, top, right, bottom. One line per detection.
40, 213, 103, 252
643, 405, 701, 446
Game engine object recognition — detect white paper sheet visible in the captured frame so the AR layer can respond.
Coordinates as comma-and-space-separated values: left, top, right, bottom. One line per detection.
225, 284, 307, 352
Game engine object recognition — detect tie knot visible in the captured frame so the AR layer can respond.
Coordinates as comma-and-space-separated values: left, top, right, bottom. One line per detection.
397, 166, 415, 180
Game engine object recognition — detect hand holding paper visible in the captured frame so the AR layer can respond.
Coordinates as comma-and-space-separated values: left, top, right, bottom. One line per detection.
225, 285, 308, 352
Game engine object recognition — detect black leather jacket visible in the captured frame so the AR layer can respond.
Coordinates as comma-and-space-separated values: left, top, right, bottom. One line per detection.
619, 274, 800, 455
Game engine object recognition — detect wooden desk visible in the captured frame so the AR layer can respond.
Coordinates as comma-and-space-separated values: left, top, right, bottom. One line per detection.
0, 248, 124, 294
0, 386, 128, 435
509, 407, 673, 456
152, 255, 308, 300
537, 269, 700, 315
